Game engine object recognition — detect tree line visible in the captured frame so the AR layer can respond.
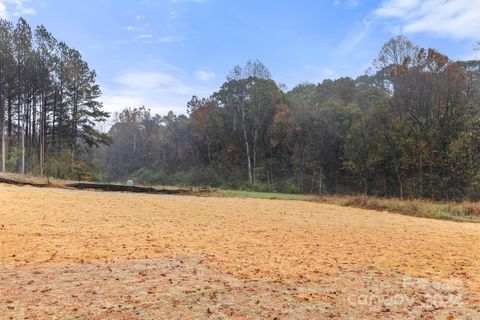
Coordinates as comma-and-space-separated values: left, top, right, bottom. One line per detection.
2, 19, 479, 201
0, 18, 109, 178
98, 36, 480, 200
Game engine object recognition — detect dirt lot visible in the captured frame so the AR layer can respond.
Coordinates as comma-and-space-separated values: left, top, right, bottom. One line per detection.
1, 184, 480, 319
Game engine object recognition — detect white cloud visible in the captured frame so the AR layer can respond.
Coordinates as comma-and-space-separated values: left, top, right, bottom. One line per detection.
19, 6, 34, 15
375, 0, 480, 39
136, 34, 153, 40
170, 0, 205, 3
123, 26, 145, 32
115, 71, 182, 91
101, 92, 144, 113
322, 68, 336, 78
302, 65, 338, 82
109, 34, 188, 46
0, 2, 7, 18
333, 0, 360, 8
195, 70, 215, 81
102, 69, 214, 115
375, 0, 419, 18
337, 18, 373, 54
157, 35, 186, 43
101, 89, 186, 116
0, 0, 36, 18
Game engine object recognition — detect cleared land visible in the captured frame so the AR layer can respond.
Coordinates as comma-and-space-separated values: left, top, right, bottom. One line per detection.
1, 184, 480, 319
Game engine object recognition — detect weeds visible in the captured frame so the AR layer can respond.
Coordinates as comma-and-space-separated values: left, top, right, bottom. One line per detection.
213, 190, 480, 223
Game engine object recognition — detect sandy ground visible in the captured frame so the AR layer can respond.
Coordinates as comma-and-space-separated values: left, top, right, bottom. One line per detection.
1, 184, 480, 319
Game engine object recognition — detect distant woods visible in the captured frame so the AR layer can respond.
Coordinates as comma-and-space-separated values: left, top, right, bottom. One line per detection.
2, 19, 480, 201
97, 36, 480, 200
0, 18, 109, 179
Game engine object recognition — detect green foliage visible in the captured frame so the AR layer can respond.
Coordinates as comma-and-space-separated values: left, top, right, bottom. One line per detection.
317, 195, 480, 223
46, 150, 73, 179
132, 168, 166, 185
190, 167, 223, 187
214, 189, 312, 201
0, 17, 109, 179
71, 161, 92, 181
6, 147, 21, 172
283, 183, 300, 194
95, 38, 480, 202
251, 182, 270, 192
45, 149, 99, 181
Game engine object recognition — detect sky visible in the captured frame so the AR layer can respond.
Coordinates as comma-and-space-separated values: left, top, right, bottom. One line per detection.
0, 0, 479, 116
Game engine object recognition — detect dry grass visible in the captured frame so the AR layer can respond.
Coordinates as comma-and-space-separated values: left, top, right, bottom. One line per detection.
315, 194, 480, 223
212, 189, 480, 223
0, 172, 79, 186
2, 172, 478, 223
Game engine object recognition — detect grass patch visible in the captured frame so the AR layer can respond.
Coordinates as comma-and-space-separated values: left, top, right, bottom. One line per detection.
213, 189, 313, 201
210, 189, 480, 223
316, 195, 480, 223
3, 172, 479, 223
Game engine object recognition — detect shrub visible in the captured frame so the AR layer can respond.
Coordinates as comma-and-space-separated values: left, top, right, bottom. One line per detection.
252, 182, 270, 192
464, 202, 480, 216
45, 150, 74, 179
283, 183, 300, 194
6, 147, 21, 172
134, 168, 167, 185
190, 167, 223, 187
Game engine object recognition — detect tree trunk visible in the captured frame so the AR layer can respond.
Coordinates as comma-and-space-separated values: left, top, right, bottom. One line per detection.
243, 127, 252, 184
396, 164, 403, 200
318, 167, 323, 195
363, 177, 367, 196
252, 130, 257, 185
0, 96, 5, 172
21, 106, 25, 174
240, 108, 252, 184
39, 93, 45, 176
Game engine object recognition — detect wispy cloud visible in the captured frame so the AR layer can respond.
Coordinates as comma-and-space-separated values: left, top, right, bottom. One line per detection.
195, 70, 216, 81
156, 35, 188, 43
122, 25, 145, 32
120, 20, 189, 46
135, 34, 153, 40
0, 2, 7, 18
170, 0, 206, 3
0, 0, 36, 19
115, 71, 182, 91
102, 68, 214, 115
337, 18, 373, 54
333, 0, 360, 8
95, 33, 188, 48
375, 0, 480, 39
303, 65, 338, 82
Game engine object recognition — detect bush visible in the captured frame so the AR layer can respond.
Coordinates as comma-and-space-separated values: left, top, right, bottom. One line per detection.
283, 183, 300, 194
251, 182, 270, 192
6, 147, 21, 172
133, 168, 167, 185
191, 167, 223, 187
464, 202, 480, 216
46, 150, 74, 179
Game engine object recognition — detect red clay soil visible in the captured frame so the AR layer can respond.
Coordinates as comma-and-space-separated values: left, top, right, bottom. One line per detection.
1, 184, 480, 319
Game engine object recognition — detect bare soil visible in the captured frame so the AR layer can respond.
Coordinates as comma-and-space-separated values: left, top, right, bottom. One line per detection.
1, 184, 480, 319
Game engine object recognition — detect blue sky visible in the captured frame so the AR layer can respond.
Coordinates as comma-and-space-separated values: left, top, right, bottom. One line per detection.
1, 0, 479, 115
